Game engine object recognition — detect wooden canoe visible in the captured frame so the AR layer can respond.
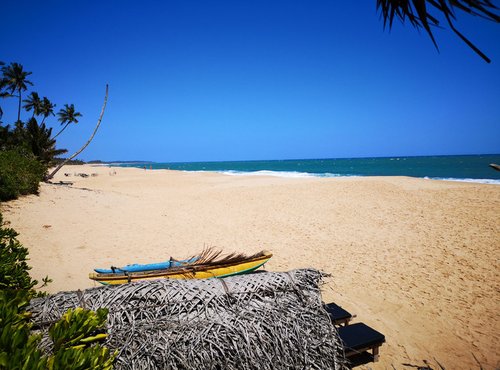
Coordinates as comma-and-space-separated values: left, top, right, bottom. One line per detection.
89, 250, 272, 285
94, 256, 199, 274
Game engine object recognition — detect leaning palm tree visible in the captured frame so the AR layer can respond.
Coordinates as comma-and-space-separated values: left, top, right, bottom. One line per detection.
23, 91, 42, 118
39, 97, 56, 124
53, 104, 82, 139
46, 85, 108, 181
0, 62, 33, 121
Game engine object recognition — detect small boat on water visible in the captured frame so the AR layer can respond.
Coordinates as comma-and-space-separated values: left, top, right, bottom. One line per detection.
94, 256, 198, 274
489, 163, 500, 171
89, 250, 272, 285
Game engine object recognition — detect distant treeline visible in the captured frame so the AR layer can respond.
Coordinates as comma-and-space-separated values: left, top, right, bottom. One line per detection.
50, 159, 154, 165
52, 157, 85, 165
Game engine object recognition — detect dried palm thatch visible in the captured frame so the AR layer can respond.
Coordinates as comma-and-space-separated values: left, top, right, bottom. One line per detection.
186, 247, 266, 266
29, 269, 348, 370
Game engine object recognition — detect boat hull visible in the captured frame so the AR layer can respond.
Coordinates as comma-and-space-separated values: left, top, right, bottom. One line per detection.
89, 252, 272, 285
94, 257, 198, 274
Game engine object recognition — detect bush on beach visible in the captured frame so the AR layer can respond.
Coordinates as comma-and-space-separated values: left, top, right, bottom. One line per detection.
0, 213, 39, 291
1, 61, 116, 368
0, 149, 46, 201
0, 290, 116, 370
0, 214, 116, 369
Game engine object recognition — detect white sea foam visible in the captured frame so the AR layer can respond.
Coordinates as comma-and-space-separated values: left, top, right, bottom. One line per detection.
428, 177, 500, 185
183, 170, 500, 183
220, 172, 500, 183
217, 170, 348, 178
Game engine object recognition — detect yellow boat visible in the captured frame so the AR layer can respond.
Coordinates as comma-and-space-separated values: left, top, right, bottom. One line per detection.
89, 250, 272, 285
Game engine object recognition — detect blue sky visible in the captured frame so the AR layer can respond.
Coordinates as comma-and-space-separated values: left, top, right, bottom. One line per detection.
1, 1, 499, 162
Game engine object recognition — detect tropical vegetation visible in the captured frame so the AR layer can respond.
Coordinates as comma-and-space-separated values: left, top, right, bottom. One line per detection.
0, 214, 116, 369
0, 64, 114, 368
54, 104, 82, 139
0, 61, 82, 201
0, 149, 46, 201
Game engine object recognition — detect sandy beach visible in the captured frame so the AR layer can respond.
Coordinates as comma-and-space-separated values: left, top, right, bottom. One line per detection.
1, 164, 499, 369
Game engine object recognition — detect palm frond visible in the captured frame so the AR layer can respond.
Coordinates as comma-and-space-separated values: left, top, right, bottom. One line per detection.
25, 117, 67, 164
1, 62, 33, 92
187, 247, 269, 267
23, 91, 42, 116
377, 0, 500, 62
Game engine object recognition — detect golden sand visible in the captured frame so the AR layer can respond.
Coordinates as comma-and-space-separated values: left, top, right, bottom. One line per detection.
2, 165, 499, 369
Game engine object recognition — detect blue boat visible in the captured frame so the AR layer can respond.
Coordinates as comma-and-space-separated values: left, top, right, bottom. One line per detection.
94, 257, 198, 274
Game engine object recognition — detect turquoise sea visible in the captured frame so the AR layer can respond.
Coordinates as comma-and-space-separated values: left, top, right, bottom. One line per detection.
117, 154, 500, 184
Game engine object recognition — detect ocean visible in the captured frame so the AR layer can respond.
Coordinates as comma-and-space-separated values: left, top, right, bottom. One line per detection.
116, 154, 500, 184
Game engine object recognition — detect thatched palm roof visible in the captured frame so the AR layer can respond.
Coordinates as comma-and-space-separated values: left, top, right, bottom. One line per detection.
29, 269, 348, 370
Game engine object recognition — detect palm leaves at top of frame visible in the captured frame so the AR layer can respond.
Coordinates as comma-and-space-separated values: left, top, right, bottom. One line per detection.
377, 0, 499, 63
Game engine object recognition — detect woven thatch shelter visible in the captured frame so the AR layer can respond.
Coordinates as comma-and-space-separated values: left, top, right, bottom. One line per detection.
29, 269, 348, 369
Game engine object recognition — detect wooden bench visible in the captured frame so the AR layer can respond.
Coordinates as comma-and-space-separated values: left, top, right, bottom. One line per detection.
324, 302, 353, 326
338, 322, 385, 367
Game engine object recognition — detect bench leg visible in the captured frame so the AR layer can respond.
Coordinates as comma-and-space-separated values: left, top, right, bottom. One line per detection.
372, 345, 380, 362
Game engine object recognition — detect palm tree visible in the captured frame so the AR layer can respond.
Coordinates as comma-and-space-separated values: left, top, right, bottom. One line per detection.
39, 97, 56, 124
46, 84, 108, 180
377, 0, 499, 63
0, 62, 33, 121
25, 117, 67, 164
0, 91, 7, 122
23, 92, 42, 118
53, 104, 82, 139
0, 61, 12, 122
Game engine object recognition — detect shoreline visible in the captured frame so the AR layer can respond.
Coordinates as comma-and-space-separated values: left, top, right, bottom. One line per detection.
2, 164, 499, 369
107, 164, 500, 185
106, 153, 500, 185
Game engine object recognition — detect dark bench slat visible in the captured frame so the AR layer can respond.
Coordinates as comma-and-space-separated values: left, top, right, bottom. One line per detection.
338, 322, 385, 351
324, 302, 352, 325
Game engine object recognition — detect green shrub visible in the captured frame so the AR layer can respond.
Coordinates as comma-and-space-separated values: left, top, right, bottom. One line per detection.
0, 214, 38, 292
0, 291, 116, 370
0, 216, 116, 368
48, 307, 116, 370
0, 149, 46, 201
0, 290, 48, 370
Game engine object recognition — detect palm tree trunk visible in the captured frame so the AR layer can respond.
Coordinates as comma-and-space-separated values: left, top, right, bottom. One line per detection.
45, 85, 108, 181
17, 90, 21, 122
52, 122, 70, 140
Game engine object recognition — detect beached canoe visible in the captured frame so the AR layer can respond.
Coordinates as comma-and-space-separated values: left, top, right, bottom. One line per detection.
94, 257, 198, 274
89, 250, 272, 285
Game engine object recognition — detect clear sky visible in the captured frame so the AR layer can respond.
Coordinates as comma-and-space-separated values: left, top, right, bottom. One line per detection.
1, 1, 499, 162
